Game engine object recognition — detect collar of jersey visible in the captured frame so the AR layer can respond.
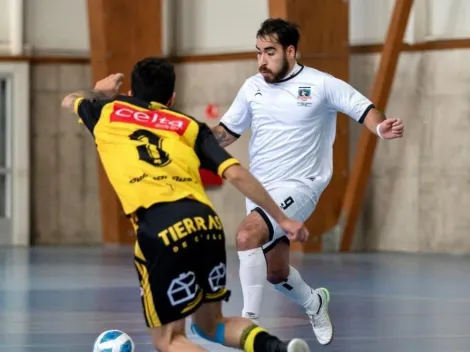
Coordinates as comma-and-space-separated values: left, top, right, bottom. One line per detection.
277, 62, 304, 83
149, 101, 168, 110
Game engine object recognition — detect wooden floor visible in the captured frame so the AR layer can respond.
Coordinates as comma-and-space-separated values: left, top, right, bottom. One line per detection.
0, 246, 469, 351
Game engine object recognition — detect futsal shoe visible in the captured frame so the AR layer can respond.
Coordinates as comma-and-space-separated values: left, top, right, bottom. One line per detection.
306, 287, 333, 345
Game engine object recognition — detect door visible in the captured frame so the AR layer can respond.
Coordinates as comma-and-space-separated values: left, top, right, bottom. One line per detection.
0, 63, 30, 246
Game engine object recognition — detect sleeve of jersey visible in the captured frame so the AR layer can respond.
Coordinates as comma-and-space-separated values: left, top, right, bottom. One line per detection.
73, 97, 105, 133
195, 124, 240, 177
322, 73, 375, 124
219, 81, 252, 137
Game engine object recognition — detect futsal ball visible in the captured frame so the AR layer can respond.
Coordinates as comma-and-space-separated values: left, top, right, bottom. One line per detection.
93, 330, 135, 352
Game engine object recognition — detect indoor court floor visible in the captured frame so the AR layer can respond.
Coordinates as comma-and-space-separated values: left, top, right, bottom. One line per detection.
1, 245, 469, 351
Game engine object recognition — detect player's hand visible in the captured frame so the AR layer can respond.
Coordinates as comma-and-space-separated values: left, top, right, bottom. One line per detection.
378, 118, 404, 139
94, 73, 124, 98
278, 219, 309, 243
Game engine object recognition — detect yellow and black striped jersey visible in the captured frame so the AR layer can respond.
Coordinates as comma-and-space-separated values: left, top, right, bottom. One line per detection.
74, 95, 239, 215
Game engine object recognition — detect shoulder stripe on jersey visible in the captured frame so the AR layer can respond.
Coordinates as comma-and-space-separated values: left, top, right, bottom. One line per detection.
358, 103, 375, 124
219, 122, 240, 138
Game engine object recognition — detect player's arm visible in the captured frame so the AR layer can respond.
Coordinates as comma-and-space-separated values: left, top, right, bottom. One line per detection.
61, 90, 109, 133
61, 73, 123, 114
211, 124, 239, 148
195, 124, 308, 242
361, 107, 389, 134
361, 106, 404, 139
61, 89, 108, 113
212, 80, 253, 147
61, 73, 124, 133
323, 74, 404, 139
222, 164, 289, 227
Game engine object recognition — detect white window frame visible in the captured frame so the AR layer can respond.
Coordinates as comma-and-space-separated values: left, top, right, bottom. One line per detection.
0, 62, 30, 246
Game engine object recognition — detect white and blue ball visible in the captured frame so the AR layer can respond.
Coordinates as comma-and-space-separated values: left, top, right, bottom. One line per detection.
93, 330, 135, 352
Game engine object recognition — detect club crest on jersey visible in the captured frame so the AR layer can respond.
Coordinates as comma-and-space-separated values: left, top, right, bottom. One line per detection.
297, 87, 312, 107
110, 103, 190, 135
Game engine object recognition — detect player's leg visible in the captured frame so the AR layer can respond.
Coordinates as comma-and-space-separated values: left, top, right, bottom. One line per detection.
149, 319, 207, 351
265, 239, 333, 345
135, 240, 207, 351
259, 186, 333, 345
236, 209, 270, 320
265, 238, 316, 310
133, 200, 211, 351
236, 185, 316, 321
191, 301, 310, 352
192, 211, 309, 352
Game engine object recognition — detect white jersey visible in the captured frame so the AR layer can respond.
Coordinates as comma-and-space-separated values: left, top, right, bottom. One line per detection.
220, 62, 374, 197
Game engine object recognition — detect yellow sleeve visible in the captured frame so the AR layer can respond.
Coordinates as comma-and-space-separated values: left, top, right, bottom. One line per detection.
217, 158, 240, 177
195, 122, 241, 176
74, 97, 84, 124
74, 97, 84, 115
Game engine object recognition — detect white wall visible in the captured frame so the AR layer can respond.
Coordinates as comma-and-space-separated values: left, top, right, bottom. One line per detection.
173, 0, 269, 55
426, 0, 470, 39
0, 0, 10, 44
0, 0, 469, 56
25, 0, 89, 54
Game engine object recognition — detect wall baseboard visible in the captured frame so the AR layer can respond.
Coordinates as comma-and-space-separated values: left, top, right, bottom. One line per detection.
0, 38, 469, 64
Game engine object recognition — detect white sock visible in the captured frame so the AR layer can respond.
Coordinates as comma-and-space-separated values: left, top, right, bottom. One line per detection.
274, 265, 319, 311
238, 248, 267, 318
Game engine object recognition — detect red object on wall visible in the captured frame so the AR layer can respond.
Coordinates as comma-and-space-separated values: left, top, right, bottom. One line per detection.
205, 104, 220, 119
199, 168, 223, 187
200, 104, 222, 187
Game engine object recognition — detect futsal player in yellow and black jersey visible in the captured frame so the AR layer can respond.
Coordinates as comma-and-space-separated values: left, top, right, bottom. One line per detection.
61, 57, 311, 352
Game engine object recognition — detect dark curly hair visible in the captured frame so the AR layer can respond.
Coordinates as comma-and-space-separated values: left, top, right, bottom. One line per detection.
131, 57, 175, 104
256, 18, 300, 52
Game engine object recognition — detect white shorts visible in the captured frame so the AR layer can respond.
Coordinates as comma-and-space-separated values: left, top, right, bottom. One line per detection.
245, 181, 318, 252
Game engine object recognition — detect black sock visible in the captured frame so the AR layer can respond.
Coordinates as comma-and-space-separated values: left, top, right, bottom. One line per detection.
253, 331, 288, 352
240, 324, 288, 352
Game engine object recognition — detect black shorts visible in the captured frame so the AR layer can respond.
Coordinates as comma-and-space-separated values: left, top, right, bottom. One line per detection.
133, 198, 230, 328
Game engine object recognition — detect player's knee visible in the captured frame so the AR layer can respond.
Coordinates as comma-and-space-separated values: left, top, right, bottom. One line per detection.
152, 334, 191, 351
150, 320, 186, 351
236, 212, 270, 250
152, 339, 168, 351
266, 266, 289, 284
236, 229, 263, 250
151, 334, 170, 351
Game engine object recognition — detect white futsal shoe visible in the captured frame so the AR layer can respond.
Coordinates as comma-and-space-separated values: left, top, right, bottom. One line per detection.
306, 287, 333, 345
287, 338, 310, 352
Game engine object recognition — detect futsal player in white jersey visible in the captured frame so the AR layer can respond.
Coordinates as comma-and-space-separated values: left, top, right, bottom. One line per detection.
211, 18, 404, 346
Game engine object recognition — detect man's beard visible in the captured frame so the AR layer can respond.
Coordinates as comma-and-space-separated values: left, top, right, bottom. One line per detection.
260, 57, 290, 83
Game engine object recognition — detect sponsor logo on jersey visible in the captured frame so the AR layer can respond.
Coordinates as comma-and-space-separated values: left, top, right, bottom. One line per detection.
110, 103, 190, 135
